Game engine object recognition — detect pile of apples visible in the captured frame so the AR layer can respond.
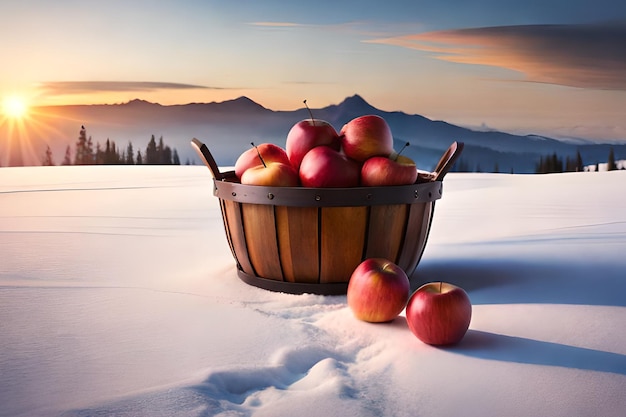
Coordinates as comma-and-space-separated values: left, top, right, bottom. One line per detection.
234, 105, 471, 345
347, 258, 472, 346
235, 107, 418, 187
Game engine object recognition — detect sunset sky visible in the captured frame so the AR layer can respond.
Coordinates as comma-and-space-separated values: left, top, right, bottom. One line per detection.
1, 0, 625, 142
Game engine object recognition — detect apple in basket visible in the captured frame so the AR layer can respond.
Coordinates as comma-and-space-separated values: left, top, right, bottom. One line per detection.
361, 142, 418, 186
240, 143, 300, 187
340, 115, 394, 162
347, 258, 411, 323
299, 145, 361, 188
235, 142, 291, 179
286, 100, 340, 171
405, 282, 472, 345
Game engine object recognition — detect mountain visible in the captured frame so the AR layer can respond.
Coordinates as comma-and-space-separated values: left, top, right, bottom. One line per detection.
5, 95, 625, 172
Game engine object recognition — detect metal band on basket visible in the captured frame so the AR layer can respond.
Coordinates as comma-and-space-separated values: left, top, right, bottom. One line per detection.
214, 177, 443, 207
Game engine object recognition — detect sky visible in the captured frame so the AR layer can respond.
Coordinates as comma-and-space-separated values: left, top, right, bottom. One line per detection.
0, 0, 625, 142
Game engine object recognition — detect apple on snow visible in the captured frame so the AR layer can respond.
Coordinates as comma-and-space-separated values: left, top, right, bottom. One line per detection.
405, 281, 472, 345
347, 258, 411, 323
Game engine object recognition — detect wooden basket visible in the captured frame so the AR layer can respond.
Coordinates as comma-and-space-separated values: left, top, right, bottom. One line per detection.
192, 139, 463, 295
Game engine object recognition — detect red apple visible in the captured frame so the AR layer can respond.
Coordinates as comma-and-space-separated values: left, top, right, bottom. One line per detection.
347, 258, 411, 323
299, 145, 360, 188
339, 115, 394, 162
240, 161, 300, 187
286, 119, 340, 171
361, 154, 418, 186
405, 282, 472, 345
235, 143, 291, 180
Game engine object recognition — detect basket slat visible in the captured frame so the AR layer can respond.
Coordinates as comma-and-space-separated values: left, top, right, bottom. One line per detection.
320, 206, 368, 283
276, 206, 319, 283
218, 198, 237, 261
222, 200, 256, 277
242, 204, 283, 281
365, 203, 409, 263
406, 202, 435, 275
396, 202, 433, 275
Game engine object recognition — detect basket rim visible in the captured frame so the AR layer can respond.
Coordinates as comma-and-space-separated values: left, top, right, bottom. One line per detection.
213, 176, 443, 207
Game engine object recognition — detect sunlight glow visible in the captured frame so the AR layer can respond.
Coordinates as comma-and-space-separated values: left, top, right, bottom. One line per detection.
2, 96, 29, 119
0, 98, 64, 167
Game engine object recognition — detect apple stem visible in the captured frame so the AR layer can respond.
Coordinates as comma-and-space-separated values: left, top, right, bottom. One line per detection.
391, 142, 410, 162
303, 99, 316, 127
439, 281, 443, 293
251, 142, 267, 168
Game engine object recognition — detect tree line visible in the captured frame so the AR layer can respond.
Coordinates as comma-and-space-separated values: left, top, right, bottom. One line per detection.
535, 148, 621, 173
452, 147, 622, 174
41, 126, 181, 166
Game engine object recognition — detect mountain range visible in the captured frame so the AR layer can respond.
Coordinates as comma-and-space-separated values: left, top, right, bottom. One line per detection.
11, 94, 626, 172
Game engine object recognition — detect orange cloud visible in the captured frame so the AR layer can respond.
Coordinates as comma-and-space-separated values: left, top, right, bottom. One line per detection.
36, 81, 221, 95
368, 23, 626, 90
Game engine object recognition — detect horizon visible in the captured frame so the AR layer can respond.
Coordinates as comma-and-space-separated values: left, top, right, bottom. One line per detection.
9, 88, 626, 144
1, 1, 626, 153
22, 93, 626, 146
2, 91, 625, 172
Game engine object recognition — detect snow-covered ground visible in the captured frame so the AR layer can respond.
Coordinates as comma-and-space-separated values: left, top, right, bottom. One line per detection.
1, 165, 625, 417
585, 159, 626, 171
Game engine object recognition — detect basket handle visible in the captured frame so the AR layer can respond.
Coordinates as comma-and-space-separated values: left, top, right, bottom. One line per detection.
191, 138, 226, 180
433, 141, 464, 181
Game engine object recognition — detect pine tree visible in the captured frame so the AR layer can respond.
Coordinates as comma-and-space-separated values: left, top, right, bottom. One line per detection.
535, 155, 544, 173
42, 146, 55, 166
74, 126, 88, 165
157, 136, 165, 163
146, 135, 158, 164
162, 145, 172, 164
126, 142, 134, 165
110, 140, 118, 164
172, 149, 180, 165
86, 136, 94, 164
62, 145, 72, 165
104, 139, 112, 164
136, 150, 143, 165
535, 153, 564, 174
607, 147, 617, 171
576, 150, 584, 172
95, 143, 104, 164
565, 156, 576, 172
550, 153, 558, 173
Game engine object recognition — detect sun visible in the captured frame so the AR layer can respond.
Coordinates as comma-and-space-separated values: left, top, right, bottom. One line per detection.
2, 95, 29, 119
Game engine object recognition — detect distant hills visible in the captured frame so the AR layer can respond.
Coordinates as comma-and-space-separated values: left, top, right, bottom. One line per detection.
9, 94, 626, 172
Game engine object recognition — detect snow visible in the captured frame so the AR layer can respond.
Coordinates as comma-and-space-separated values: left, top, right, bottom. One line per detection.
1, 165, 625, 417
586, 159, 626, 171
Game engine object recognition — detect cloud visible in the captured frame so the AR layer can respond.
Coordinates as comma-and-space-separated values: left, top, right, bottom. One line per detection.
36, 81, 218, 95
368, 22, 626, 90
247, 20, 391, 36
248, 22, 304, 28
